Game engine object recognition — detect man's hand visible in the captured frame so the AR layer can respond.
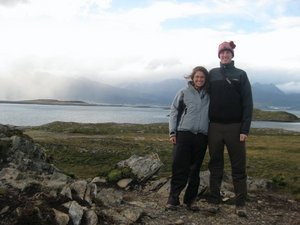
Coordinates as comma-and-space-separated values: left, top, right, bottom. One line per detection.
240, 134, 248, 142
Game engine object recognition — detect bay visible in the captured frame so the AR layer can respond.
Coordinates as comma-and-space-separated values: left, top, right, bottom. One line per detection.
0, 103, 169, 126
0, 103, 299, 132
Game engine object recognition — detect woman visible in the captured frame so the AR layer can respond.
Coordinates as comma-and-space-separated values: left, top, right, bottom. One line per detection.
166, 66, 210, 211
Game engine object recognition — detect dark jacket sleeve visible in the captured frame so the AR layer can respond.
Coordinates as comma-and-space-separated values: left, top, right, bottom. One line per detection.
240, 72, 253, 135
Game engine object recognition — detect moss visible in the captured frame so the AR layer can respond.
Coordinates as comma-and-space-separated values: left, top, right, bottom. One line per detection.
106, 167, 134, 183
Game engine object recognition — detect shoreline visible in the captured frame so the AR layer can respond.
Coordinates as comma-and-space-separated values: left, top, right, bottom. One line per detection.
2, 121, 299, 134
0, 100, 170, 109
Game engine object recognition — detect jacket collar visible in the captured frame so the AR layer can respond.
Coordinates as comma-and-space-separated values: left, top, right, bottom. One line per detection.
188, 81, 204, 93
220, 60, 235, 70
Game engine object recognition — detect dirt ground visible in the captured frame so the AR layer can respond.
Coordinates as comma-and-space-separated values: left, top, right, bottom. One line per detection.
124, 190, 300, 225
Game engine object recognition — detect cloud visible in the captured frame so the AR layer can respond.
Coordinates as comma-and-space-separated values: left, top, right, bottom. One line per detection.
276, 81, 300, 94
269, 16, 300, 29
0, 0, 28, 7
0, 71, 67, 100
0, 0, 300, 98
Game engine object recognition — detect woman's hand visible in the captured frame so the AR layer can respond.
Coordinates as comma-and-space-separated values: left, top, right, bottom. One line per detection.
170, 136, 176, 144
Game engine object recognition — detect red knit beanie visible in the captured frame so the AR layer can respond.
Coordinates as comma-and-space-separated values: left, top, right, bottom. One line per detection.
218, 41, 236, 58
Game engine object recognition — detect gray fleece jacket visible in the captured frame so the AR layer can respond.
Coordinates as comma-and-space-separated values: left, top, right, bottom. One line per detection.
169, 81, 210, 136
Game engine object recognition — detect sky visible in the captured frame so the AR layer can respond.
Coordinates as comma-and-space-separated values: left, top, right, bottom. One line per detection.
0, 0, 300, 100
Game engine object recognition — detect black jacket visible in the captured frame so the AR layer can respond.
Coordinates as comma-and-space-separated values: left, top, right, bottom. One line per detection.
208, 61, 253, 134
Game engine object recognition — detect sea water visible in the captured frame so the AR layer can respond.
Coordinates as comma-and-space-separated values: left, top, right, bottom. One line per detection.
0, 103, 299, 132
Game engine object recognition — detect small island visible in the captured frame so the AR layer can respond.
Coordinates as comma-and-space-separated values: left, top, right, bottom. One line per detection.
0, 99, 97, 106
253, 108, 300, 122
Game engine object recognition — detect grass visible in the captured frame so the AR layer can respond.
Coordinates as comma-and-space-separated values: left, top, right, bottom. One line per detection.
246, 134, 300, 198
24, 121, 300, 200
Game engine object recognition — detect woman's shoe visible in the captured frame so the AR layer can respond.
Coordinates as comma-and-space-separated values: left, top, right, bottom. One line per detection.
236, 206, 247, 217
207, 203, 220, 214
165, 203, 178, 211
186, 202, 200, 212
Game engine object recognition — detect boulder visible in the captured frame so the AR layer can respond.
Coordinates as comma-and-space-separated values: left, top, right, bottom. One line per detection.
117, 153, 163, 182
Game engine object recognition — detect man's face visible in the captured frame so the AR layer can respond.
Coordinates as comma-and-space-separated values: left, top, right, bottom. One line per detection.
219, 50, 233, 64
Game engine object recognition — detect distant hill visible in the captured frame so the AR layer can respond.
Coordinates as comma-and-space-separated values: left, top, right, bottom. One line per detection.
56, 77, 160, 105
252, 83, 300, 110
121, 79, 186, 105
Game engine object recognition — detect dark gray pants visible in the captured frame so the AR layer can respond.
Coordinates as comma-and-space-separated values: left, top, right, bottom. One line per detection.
167, 131, 208, 205
208, 123, 247, 206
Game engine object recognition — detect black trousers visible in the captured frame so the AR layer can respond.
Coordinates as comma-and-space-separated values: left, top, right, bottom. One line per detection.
208, 123, 247, 206
167, 131, 208, 205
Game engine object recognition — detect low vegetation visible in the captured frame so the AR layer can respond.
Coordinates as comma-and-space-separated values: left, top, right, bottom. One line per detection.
24, 121, 300, 200
253, 108, 300, 121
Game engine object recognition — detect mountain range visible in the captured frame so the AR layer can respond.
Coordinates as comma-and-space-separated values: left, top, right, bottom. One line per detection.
2, 76, 299, 110
54, 77, 300, 110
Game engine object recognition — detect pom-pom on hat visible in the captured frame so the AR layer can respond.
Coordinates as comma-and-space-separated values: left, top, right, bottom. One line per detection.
218, 41, 236, 58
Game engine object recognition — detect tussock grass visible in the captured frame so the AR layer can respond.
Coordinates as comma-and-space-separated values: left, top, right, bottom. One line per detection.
25, 122, 300, 200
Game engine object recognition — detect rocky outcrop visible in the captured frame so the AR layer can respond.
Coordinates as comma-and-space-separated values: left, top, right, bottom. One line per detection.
0, 124, 164, 225
0, 124, 299, 225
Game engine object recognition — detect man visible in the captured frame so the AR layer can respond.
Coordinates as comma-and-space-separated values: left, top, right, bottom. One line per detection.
207, 41, 253, 217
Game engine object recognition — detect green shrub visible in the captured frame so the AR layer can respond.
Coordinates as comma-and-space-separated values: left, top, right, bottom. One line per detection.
272, 174, 287, 187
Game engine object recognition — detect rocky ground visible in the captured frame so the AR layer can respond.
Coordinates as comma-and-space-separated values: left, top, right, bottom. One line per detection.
0, 183, 299, 225
0, 124, 299, 225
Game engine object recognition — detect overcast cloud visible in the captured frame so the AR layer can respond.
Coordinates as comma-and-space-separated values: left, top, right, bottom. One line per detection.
0, 0, 300, 100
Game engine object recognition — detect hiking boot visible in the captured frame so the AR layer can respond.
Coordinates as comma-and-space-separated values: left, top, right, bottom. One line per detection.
207, 203, 220, 214
186, 201, 200, 212
165, 203, 178, 211
236, 206, 247, 217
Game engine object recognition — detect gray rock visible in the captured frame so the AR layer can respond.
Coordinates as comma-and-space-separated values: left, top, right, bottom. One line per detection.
53, 208, 70, 225
117, 153, 163, 182
70, 180, 88, 201
101, 206, 143, 225
84, 183, 98, 204
68, 201, 84, 225
248, 177, 271, 191
120, 207, 144, 223
90, 177, 107, 186
0, 206, 9, 215
157, 179, 171, 197
44, 172, 72, 190
60, 186, 72, 199
95, 188, 123, 206
101, 208, 129, 224
84, 209, 98, 225
143, 177, 168, 192
117, 178, 133, 188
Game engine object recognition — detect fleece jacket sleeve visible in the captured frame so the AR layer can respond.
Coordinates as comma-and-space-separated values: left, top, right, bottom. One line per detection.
240, 72, 253, 135
169, 90, 184, 136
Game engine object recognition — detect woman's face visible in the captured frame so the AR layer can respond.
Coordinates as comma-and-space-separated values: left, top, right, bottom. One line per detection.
193, 71, 206, 89
219, 50, 233, 64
